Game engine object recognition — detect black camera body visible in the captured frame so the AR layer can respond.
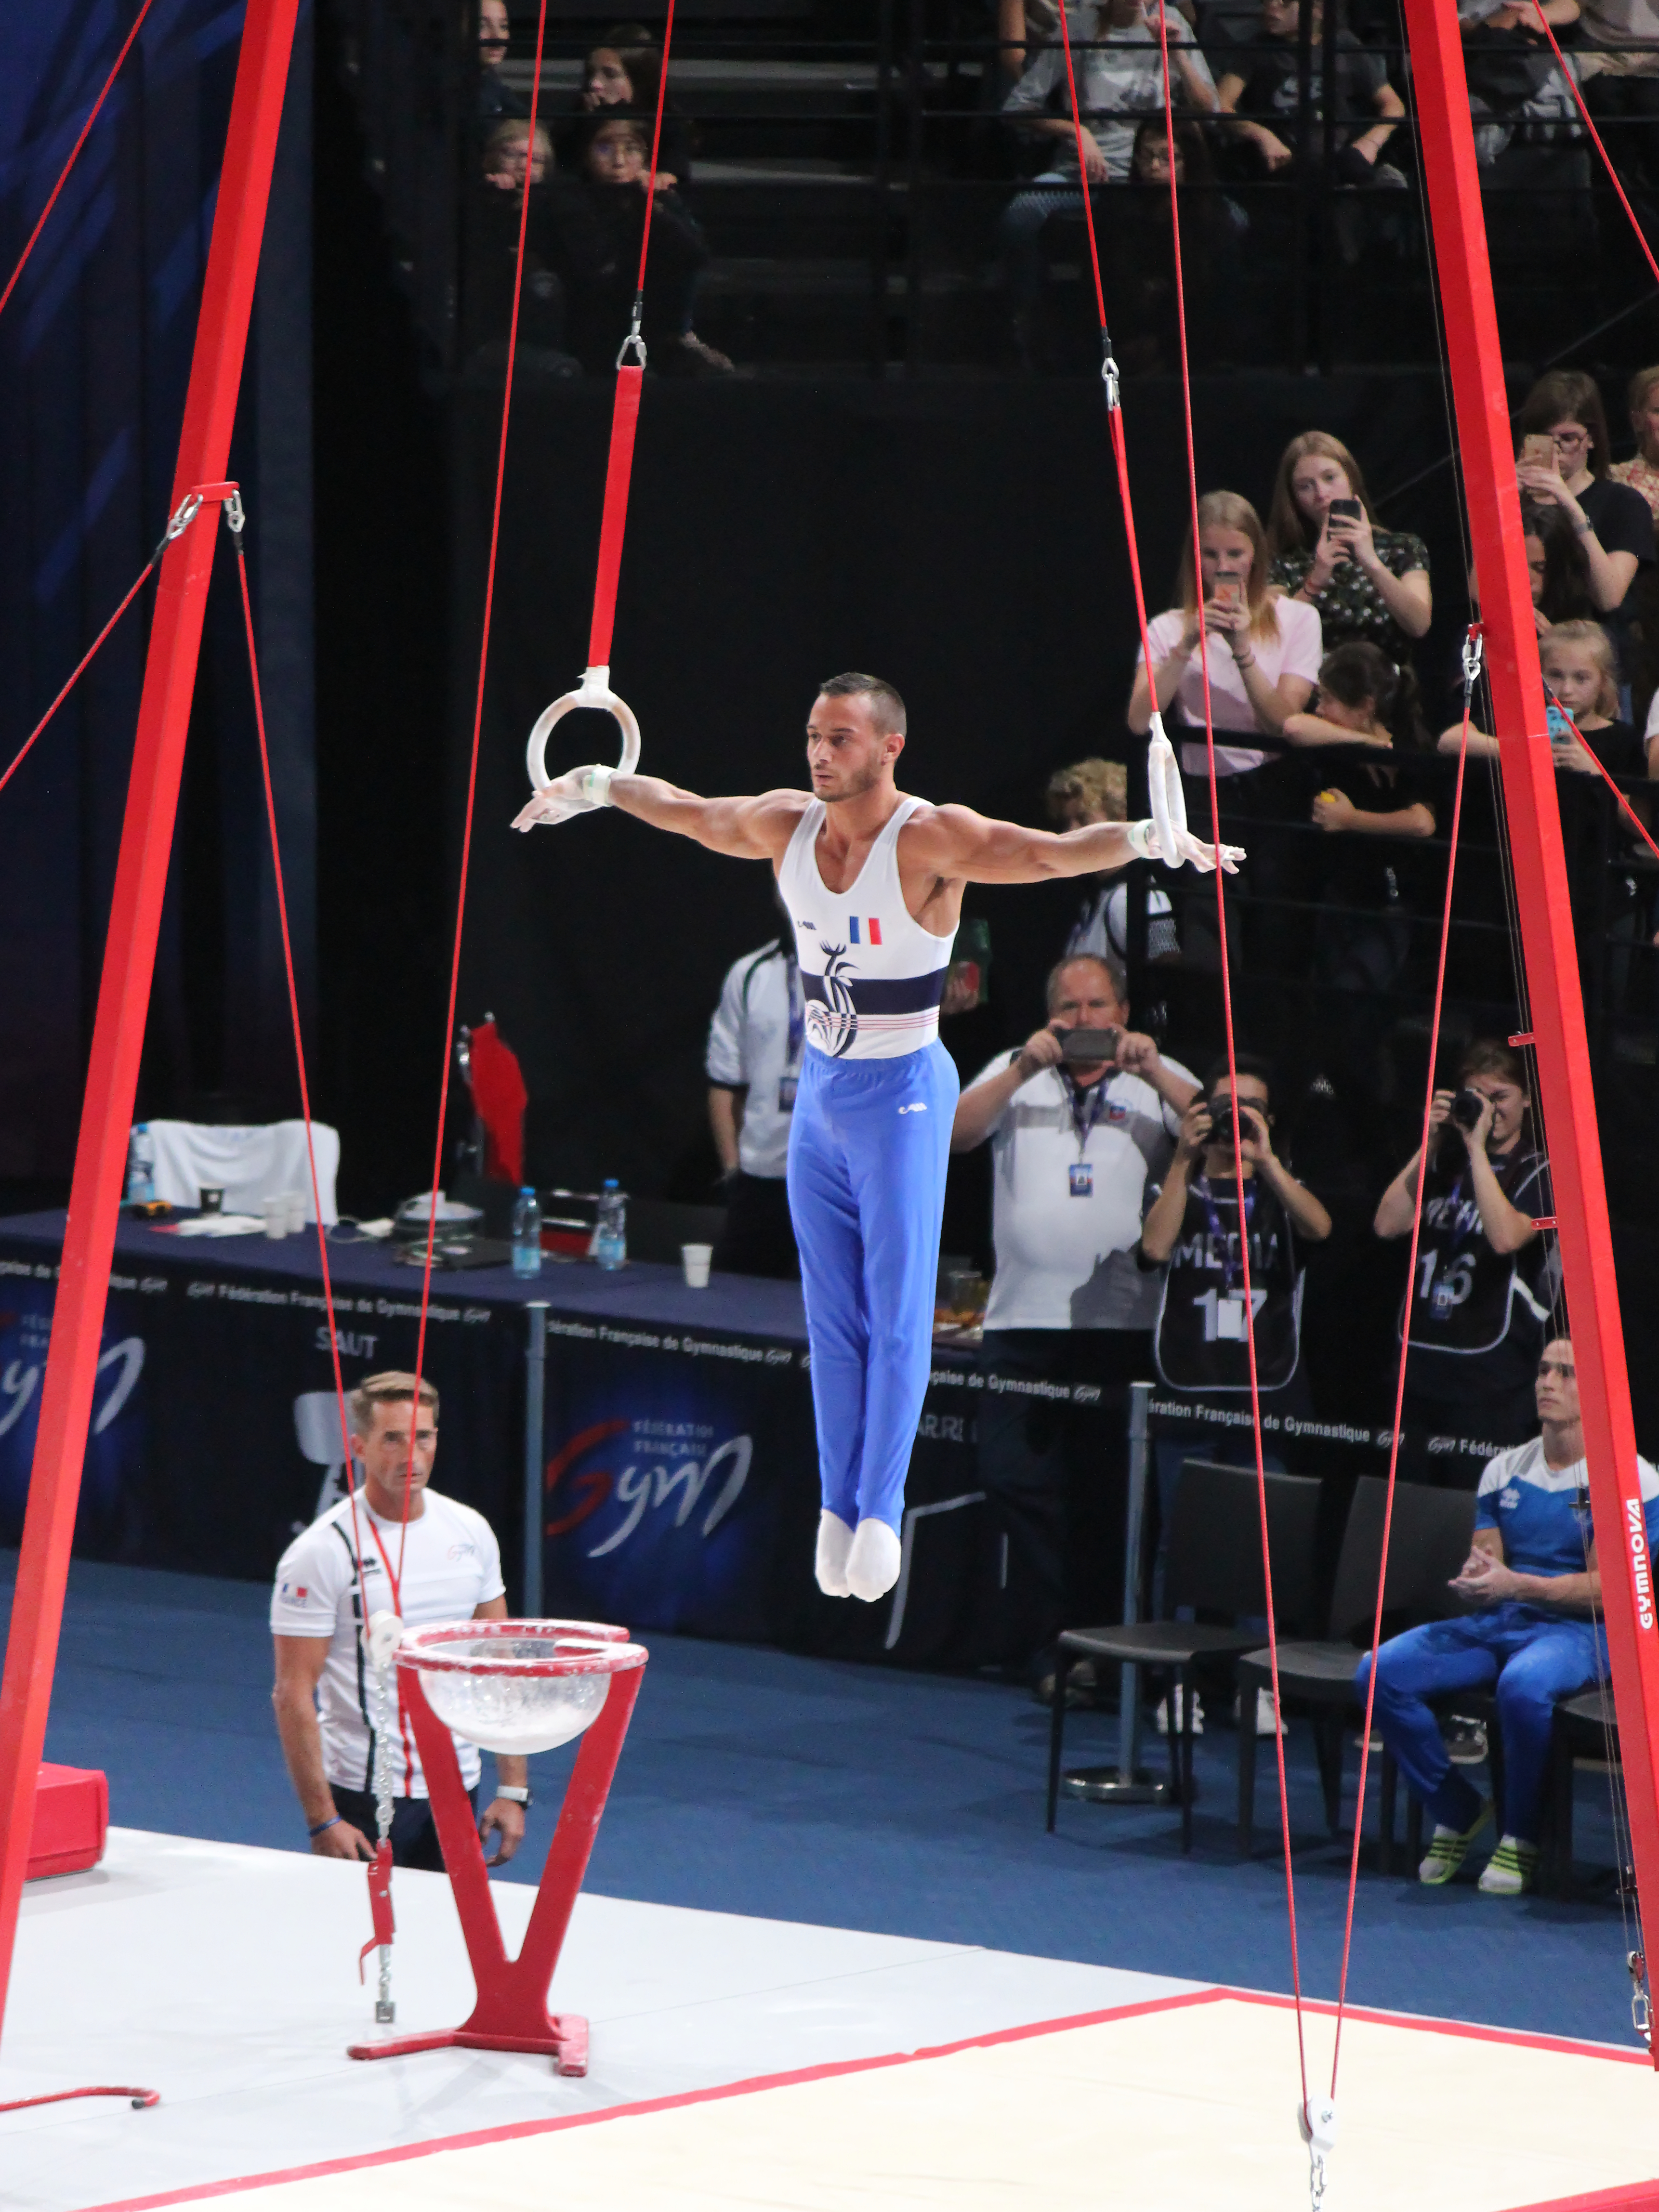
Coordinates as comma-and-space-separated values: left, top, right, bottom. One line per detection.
1449, 1087, 1487, 1132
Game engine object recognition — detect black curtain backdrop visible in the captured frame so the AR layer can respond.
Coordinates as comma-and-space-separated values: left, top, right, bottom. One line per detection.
0, 1, 314, 1190
449, 371, 1465, 1204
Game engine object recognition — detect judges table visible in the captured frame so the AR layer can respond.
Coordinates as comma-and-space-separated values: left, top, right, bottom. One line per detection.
0, 1210, 1093, 1666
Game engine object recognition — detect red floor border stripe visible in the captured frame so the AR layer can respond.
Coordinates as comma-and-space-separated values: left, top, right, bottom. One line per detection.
69, 1983, 1653, 2212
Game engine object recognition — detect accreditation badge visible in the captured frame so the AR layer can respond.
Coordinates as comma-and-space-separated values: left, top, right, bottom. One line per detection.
1068, 1161, 1093, 1198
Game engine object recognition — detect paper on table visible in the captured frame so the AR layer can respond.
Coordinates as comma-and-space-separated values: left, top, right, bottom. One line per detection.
173, 1214, 266, 1238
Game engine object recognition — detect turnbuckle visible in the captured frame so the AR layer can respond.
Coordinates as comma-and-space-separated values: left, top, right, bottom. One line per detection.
1461, 623, 1485, 694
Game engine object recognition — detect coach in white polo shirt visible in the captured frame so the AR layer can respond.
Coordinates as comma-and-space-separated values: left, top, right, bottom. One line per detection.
271, 1371, 528, 1871
951, 952, 1198, 1691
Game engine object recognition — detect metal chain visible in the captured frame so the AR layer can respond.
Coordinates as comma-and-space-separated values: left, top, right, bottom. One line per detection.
1309, 2148, 1328, 2212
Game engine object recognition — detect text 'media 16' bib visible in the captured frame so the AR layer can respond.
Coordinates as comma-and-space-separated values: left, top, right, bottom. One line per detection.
778, 796, 955, 1060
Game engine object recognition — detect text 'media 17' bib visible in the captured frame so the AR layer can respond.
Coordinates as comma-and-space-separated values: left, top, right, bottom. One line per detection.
778, 796, 955, 1060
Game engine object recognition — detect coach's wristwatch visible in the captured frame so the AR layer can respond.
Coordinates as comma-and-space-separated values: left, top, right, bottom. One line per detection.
495, 1785, 533, 1807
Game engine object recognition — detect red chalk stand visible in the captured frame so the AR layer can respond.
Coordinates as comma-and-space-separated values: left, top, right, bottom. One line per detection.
347, 1623, 646, 2076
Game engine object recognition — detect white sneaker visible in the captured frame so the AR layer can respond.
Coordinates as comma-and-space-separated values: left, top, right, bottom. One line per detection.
1235, 1687, 1282, 1737
815, 1511, 853, 1597
1477, 1834, 1540, 1896
846, 1518, 902, 1602
1154, 1687, 1204, 1735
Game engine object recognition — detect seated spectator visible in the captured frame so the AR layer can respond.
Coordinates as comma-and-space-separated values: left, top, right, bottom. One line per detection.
1105, 118, 1248, 371
1520, 497, 1600, 639
1266, 431, 1433, 665
1607, 362, 1659, 520
1356, 1337, 1657, 1897
1374, 1038, 1558, 1472
1139, 1057, 1331, 1643
1214, 0, 1407, 183
997, 0, 1217, 347
1001, 0, 1218, 180
476, 0, 527, 120
705, 924, 802, 1281
554, 114, 725, 376
464, 121, 579, 380
1514, 370, 1654, 656
953, 952, 1198, 1693
1461, 0, 1588, 191
1127, 490, 1321, 784
1438, 618, 1641, 772
1578, 0, 1659, 190
1046, 757, 1180, 964
1287, 643, 1437, 993
577, 26, 695, 190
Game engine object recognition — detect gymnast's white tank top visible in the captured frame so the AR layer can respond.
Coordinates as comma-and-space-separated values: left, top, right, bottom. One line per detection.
777, 796, 956, 1060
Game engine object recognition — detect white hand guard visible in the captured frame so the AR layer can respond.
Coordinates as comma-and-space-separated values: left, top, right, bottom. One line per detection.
1141, 716, 1247, 875
510, 764, 611, 832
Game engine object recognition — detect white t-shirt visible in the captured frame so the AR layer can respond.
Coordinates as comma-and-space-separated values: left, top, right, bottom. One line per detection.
705, 942, 803, 1180
1139, 601, 1323, 776
1003, 9, 1218, 181
971, 1052, 1195, 1330
271, 1490, 506, 1798
1065, 876, 1179, 964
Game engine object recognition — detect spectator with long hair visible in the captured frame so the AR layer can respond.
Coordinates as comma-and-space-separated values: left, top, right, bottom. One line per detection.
1513, 368, 1654, 630
1266, 430, 1432, 664
1127, 489, 1321, 778
576, 24, 694, 187
1608, 362, 1659, 519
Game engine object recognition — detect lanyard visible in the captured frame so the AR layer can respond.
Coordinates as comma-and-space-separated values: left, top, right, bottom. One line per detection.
1194, 1173, 1256, 1295
1063, 1070, 1110, 1159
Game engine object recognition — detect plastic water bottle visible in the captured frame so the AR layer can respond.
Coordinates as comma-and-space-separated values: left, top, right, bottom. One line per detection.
593, 1179, 627, 1271
126, 1125, 156, 1205
511, 1186, 542, 1279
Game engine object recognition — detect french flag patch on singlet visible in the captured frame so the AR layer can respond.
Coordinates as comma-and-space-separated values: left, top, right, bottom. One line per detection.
848, 916, 882, 945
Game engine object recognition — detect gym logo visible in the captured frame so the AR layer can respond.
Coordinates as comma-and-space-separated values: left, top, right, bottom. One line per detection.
544, 1416, 753, 1555
897, 1103, 927, 1115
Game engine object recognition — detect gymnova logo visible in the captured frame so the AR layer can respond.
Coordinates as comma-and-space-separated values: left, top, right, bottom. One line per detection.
1628, 1496, 1654, 1632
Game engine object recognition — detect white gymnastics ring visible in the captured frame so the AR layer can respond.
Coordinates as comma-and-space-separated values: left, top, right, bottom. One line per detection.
1146, 714, 1188, 863
526, 664, 642, 792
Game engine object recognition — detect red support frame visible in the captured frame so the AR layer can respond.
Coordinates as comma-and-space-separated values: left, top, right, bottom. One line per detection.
345, 1662, 645, 2075
1403, 0, 1659, 2050
0, 0, 302, 2042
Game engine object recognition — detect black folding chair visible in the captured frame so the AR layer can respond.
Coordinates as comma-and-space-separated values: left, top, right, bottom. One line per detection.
1047, 1460, 1322, 1854
1235, 1478, 1476, 1856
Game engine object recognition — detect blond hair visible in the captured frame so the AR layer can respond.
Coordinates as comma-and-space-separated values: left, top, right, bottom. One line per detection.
349, 1371, 439, 1440
1173, 491, 1280, 642
1540, 618, 1619, 720
1266, 430, 1376, 557
1045, 758, 1126, 824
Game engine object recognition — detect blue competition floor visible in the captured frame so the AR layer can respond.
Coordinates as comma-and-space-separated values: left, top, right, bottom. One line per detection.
1, 1548, 1641, 2050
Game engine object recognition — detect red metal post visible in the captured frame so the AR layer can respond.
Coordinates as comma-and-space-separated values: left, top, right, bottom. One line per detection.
0, 0, 301, 2042
347, 1664, 644, 2074
1403, 0, 1659, 2042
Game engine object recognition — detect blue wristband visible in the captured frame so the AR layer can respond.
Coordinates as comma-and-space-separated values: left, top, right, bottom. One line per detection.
308, 1815, 341, 1838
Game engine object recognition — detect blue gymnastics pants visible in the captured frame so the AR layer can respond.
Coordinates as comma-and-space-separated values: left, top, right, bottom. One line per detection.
786, 1042, 958, 1534
1355, 1607, 1606, 1843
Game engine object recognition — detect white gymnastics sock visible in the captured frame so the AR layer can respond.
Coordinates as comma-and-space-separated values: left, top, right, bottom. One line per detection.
816, 1510, 854, 1597
846, 1518, 902, 1602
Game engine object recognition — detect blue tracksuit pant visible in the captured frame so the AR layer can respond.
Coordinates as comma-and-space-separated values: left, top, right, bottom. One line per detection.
786, 1041, 958, 1534
1355, 1607, 1606, 1843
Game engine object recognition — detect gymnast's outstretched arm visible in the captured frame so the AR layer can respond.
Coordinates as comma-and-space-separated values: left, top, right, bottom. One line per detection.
899, 802, 1240, 881
513, 767, 804, 858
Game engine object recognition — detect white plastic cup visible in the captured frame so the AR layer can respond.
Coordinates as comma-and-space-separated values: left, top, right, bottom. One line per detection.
284, 1190, 307, 1235
261, 1196, 289, 1241
682, 1242, 712, 1289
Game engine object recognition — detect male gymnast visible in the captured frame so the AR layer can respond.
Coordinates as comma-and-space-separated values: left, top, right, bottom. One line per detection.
514, 672, 1237, 1600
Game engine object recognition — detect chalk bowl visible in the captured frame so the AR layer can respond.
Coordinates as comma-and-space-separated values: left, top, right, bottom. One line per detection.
398, 1617, 647, 1755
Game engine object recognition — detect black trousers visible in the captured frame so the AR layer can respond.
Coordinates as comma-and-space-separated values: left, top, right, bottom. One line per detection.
977, 1328, 1152, 1671
332, 1782, 479, 1871
713, 1171, 799, 1279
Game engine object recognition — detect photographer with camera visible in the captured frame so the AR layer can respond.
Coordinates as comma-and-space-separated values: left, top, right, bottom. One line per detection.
952, 953, 1198, 1698
1374, 1039, 1557, 1479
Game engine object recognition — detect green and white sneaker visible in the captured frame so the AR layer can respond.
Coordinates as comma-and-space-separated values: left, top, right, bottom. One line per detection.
1417, 1798, 1494, 1885
1478, 1835, 1540, 1896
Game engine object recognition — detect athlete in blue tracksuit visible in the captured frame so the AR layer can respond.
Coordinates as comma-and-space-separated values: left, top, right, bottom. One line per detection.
1356, 1336, 1658, 1895
514, 670, 1234, 1598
